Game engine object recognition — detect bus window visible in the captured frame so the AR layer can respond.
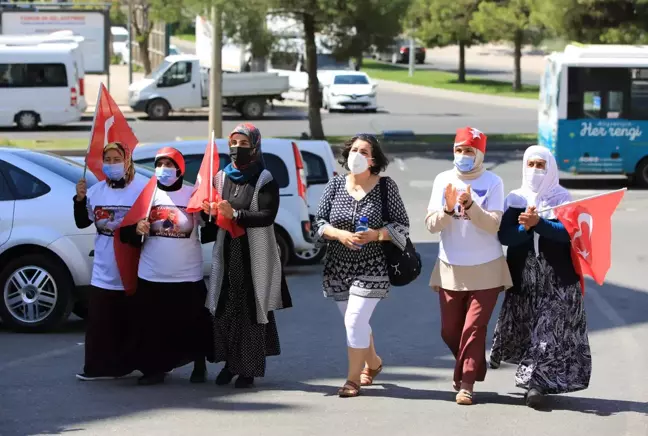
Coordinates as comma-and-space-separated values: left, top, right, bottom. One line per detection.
583, 91, 601, 118
568, 67, 631, 120
608, 91, 623, 118
630, 68, 648, 120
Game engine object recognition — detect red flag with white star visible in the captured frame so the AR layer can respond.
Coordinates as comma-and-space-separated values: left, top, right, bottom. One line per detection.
553, 189, 625, 293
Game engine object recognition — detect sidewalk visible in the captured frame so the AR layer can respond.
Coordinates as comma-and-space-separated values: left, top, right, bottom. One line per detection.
83, 64, 144, 112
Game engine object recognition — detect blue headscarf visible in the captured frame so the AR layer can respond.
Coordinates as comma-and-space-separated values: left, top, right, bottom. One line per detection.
223, 123, 266, 183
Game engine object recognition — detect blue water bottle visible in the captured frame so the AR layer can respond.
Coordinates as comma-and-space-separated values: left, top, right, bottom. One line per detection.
355, 216, 369, 247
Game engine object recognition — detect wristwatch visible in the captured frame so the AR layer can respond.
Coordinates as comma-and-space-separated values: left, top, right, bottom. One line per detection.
232, 210, 239, 220
377, 230, 384, 242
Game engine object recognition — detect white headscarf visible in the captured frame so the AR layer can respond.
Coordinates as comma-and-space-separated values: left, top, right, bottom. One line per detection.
506, 145, 571, 219
505, 146, 572, 257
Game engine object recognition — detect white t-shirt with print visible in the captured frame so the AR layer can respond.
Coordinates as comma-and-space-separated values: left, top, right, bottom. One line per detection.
86, 177, 147, 290
427, 169, 505, 266
137, 185, 204, 283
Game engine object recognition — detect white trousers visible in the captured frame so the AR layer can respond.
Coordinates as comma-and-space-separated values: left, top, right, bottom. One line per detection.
335, 293, 380, 349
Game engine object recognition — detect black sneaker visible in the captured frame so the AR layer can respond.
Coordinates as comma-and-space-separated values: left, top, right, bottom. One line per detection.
76, 373, 118, 381
137, 373, 166, 386
525, 388, 544, 409
235, 376, 254, 388
190, 368, 208, 383
215, 367, 235, 386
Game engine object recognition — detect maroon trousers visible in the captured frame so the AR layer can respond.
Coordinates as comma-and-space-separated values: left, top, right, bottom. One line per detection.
439, 288, 500, 385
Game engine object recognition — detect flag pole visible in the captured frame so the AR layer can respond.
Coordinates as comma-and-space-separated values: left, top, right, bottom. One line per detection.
208, 130, 215, 222
141, 185, 158, 243
536, 188, 627, 214
83, 83, 103, 179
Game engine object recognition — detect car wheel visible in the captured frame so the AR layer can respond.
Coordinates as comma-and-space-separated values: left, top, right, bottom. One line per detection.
275, 232, 289, 268
15, 111, 39, 130
0, 253, 74, 332
290, 245, 326, 265
147, 99, 170, 120
635, 158, 648, 188
241, 98, 265, 119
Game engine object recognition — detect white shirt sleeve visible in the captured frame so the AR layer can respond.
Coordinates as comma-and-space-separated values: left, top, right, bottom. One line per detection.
427, 173, 446, 212
488, 177, 505, 213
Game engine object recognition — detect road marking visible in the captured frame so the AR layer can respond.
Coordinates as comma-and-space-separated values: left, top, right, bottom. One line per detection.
0, 343, 82, 373
394, 158, 406, 171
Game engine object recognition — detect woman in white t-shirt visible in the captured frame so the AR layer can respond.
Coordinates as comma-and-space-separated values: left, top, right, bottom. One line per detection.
118, 147, 213, 386
425, 127, 513, 405
73, 141, 146, 381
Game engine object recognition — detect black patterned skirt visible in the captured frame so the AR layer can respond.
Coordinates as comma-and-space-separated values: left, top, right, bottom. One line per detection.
212, 237, 281, 378
490, 255, 592, 394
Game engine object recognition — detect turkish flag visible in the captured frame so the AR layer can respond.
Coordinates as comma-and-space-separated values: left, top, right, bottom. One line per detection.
113, 177, 157, 295
186, 138, 245, 238
85, 83, 139, 180
554, 189, 626, 294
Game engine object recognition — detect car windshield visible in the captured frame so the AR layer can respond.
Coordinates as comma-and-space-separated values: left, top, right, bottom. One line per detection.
8, 151, 100, 187
146, 60, 171, 80
112, 34, 128, 43
334, 75, 369, 85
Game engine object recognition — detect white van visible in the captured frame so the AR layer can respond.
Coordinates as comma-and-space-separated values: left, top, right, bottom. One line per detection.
0, 33, 87, 112
0, 44, 85, 130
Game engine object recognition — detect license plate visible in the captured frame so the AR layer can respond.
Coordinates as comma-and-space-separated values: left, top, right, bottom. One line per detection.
347, 104, 362, 109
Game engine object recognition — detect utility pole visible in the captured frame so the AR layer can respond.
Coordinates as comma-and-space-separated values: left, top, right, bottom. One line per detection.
208, 4, 223, 138
408, 32, 415, 77
127, 0, 133, 85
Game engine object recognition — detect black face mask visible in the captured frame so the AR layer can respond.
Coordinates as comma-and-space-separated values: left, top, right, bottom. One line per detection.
230, 147, 255, 168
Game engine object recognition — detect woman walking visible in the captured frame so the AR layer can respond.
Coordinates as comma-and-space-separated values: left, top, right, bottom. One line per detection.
489, 145, 591, 408
73, 142, 146, 381
313, 133, 410, 398
425, 127, 512, 405
201, 123, 292, 388
118, 147, 213, 386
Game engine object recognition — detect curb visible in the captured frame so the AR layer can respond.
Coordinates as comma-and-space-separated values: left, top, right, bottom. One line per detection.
48, 141, 529, 158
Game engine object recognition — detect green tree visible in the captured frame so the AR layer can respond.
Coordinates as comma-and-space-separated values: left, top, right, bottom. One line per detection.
471, 0, 543, 91
323, 0, 411, 70
408, 0, 482, 83
267, 0, 354, 139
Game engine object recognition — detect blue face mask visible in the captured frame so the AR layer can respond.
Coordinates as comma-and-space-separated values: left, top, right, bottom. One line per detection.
103, 163, 125, 181
454, 154, 475, 172
155, 166, 178, 186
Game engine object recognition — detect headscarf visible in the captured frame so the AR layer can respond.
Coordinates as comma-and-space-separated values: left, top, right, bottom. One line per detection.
223, 123, 265, 183
453, 126, 486, 180
154, 146, 186, 189
507, 145, 572, 257
103, 141, 135, 186
506, 145, 571, 218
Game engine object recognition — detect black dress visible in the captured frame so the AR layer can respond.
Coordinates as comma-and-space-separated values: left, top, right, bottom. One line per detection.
490, 207, 592, 394
201, 173, 290, 378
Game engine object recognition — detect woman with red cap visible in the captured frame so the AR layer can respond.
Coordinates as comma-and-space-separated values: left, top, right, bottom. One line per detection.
119, 147, 213, 386
73, 141, 147, 381
425, 127, 512, 405
201, 123, 292, 388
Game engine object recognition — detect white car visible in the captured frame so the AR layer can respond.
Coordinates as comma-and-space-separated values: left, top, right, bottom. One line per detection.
321, 71, 378, 112
0, 148, 116, 331
132, 138, 317, 268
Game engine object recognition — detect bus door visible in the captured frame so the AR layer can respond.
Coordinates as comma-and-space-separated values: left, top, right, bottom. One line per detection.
566, 67, 630, 173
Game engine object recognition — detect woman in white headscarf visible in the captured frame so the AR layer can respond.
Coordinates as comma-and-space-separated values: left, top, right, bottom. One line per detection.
489, 145, 591, 409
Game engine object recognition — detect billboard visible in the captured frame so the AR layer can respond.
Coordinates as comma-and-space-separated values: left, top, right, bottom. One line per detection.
0, 10, 108, 73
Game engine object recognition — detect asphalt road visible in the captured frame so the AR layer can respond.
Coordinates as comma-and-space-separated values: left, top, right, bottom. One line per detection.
0, 89, 538, 144
1, 152, 646, 436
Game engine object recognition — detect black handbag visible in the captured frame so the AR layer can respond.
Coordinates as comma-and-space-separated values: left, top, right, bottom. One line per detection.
378, 177, 421, 286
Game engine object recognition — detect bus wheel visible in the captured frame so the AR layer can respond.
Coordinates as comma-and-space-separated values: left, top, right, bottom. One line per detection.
635, 158, 648, 188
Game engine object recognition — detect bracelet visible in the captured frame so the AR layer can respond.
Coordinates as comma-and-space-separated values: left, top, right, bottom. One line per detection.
464, 201, 474, 211
444, 208, 454, 215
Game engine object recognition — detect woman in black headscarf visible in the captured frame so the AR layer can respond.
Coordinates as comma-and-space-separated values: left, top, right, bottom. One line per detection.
201, 123, 292, 388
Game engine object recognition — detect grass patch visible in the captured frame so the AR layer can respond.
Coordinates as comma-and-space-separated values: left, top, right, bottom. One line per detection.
0, 138, 89, 150
361, 59, 539, 99
174, 33, 195, 42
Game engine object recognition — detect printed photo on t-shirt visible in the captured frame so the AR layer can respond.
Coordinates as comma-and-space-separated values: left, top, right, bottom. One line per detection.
148, 205, 193, 238
94, 206, 129, 237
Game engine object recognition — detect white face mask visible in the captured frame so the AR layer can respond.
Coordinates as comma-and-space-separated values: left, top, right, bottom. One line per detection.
525, 167, 546, 192
348, 151, 370, 174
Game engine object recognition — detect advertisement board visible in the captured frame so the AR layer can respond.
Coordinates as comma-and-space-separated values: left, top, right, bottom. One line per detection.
0, 10, 108, 74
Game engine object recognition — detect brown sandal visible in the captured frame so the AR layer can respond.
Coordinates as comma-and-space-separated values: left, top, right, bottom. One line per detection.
360, 364, 383, 386
338, 380, 361, 397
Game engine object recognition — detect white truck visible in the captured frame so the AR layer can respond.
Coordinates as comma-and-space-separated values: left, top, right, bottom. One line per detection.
127, 54, 289, 120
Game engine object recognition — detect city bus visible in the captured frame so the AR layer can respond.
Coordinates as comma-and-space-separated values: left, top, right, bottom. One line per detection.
538, 44, 648, 186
